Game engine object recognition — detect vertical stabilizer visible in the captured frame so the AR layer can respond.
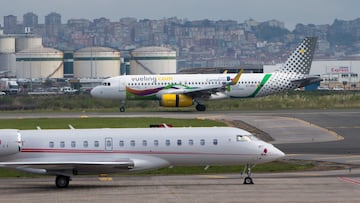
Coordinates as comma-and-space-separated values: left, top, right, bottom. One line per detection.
279, 37, 317, 74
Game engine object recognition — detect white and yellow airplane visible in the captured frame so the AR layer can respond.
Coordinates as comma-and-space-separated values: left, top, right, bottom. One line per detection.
0, 126, 284, 188
91, 37, 320, 112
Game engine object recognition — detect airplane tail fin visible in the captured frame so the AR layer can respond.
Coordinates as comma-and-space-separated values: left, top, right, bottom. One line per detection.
278, 37, 317, 75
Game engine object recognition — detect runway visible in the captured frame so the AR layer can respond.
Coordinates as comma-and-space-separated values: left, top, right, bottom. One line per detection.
0, 169, 359, 202
1, 109, 359, 202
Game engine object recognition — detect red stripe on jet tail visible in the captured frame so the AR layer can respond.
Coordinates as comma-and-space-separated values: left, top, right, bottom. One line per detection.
338, 177, 360, 186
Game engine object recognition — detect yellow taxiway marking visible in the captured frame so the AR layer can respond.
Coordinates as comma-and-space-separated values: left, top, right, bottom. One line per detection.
98, 177, 113, 181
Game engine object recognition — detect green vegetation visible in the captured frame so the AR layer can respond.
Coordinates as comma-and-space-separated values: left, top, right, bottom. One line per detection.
0, 91, 359, 112
0, 117, 225, 130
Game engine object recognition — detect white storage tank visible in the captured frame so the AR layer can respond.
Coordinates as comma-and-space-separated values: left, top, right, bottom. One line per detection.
74, 46, 120, 78
130, 46, 176, 75
15, 36, 43, 52
0, 36, 16, 76
0, 36, 15, 53
16, 47, 63, 78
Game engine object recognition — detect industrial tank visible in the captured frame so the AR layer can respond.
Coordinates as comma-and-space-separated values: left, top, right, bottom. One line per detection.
74, 46, 120, 78
130, 46, 176, 75
16, 47, 63, 78
0, 36, 16, 76
15, 36, 42, 52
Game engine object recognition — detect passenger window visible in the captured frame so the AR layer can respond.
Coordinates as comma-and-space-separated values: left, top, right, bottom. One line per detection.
188, 139, 194, 145
142, 140, 147, 146
154, 140, 159, 146
130, 140, 135, 147
94, 140, 99, 147
83, 141, 88, 148
49, 141, 54, 148
200, 139, 205, 146
119, 140, 124, 147
71, 141, 76, 148
165, 139, 170, 146
177, 139, 182, 146
60, 141, 65, 148
213, 139, 218, 145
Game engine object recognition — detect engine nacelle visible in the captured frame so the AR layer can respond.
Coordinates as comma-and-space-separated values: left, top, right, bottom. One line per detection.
160, 94, 193, 107
0, 129, 22, 157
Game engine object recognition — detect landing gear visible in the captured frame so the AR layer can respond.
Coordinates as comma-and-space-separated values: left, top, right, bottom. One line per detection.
56, 175, 71, 188
119, 100, 126, 112
243, 164, 254, 184
195, 103, 206, 111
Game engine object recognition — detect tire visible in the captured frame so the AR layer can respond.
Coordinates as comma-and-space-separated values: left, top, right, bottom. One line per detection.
243, 177, 253, 184
195, 104, 206, 111
56, 175, 70, 188
120, 106, 125, 112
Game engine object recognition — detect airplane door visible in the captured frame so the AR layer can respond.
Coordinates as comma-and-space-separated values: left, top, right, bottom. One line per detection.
105, 137, 113, 152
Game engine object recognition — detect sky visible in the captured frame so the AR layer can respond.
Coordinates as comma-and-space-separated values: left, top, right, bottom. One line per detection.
0, 0, 359, 30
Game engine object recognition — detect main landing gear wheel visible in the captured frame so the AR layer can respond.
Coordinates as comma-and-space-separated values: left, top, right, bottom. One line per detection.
195, 104, 206, 111
56, 175, 70, 188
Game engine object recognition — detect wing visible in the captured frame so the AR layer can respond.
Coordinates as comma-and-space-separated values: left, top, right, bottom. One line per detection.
1, 155, 134, 176
157, 70, 243, 99
291, 75, 322, 88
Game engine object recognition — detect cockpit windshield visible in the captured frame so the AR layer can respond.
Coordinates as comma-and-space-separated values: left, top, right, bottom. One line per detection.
236, 134, 260, 142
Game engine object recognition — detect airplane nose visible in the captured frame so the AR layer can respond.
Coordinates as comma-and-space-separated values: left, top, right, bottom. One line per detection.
262, 144, 285, 160
90, 86, 102, 98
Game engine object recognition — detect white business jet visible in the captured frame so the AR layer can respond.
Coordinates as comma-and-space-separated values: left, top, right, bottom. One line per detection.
0, 126, 284, 188
91, 37, 320, 112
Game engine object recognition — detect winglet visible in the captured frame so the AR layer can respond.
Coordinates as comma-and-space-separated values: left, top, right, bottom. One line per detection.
231, 69, 243, 85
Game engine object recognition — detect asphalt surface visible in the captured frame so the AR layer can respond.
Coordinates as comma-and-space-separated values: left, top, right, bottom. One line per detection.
1, 109, 360, 202
0, 169, 359, 202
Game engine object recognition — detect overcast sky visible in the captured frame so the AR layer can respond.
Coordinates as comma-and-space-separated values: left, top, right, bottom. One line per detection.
0, 0, 359, 30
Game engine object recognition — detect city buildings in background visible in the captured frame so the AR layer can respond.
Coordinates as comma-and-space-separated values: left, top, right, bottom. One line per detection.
0, 12, 360, 92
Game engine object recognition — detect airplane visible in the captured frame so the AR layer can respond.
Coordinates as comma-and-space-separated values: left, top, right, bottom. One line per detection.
0, 126, 285, 188
90, 37, 320, 112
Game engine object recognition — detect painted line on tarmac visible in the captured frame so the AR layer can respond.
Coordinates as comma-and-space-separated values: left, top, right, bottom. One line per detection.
338, 177, 360, 186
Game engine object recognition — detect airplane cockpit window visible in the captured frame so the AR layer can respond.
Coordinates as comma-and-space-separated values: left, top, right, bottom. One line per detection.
236, 135, 251, 142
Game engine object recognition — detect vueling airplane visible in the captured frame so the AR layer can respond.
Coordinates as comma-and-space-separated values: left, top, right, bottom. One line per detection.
0, 126, 284, 188
91, 37, 320, 112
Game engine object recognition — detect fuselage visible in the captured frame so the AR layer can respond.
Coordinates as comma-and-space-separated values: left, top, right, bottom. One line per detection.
90, 72, 299, 101
0, 127, 284, 173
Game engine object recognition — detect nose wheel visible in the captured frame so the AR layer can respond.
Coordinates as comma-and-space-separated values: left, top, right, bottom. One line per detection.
243, 163, 254, 184
119, 100, 126, 112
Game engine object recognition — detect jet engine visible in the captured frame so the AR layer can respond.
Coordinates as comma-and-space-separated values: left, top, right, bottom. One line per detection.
0, 129, 22, 157
160, 94, 193, 107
